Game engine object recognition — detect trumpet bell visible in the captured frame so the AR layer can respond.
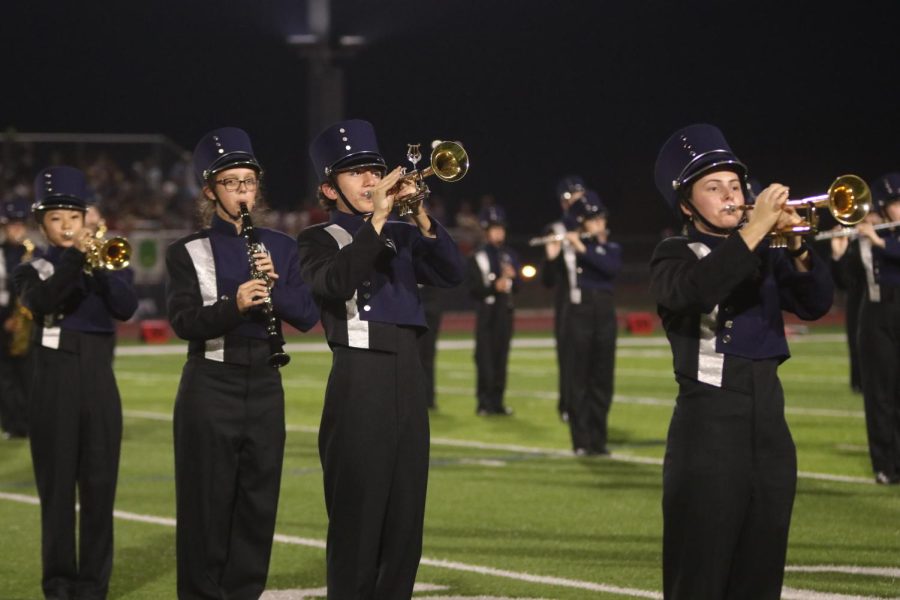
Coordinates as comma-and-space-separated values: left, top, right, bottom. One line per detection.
101, 237, 131, 270
826, 174, 871, 225
431, 141, 468, 182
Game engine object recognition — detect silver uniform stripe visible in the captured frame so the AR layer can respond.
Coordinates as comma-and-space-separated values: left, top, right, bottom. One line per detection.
0, 248, 8, 307
687, 242, 724, 387
474, 250, 495, 305
184, 238, 224, 361
552, 222, 581, 305
859, 237, 880, 303
31, 259, 61, 349
324, 224, 370, 349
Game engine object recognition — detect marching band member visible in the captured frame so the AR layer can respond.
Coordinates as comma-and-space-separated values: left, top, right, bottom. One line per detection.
166, 127, 319, 599
468, 204, 520, 416
844, 173, 900, 485
561, 191, 621, 455
298, 119, 464, 599
0, 197, 37, 439
650, 124, 833, 599
14, 166, 138, 600
540, 175, 585, 421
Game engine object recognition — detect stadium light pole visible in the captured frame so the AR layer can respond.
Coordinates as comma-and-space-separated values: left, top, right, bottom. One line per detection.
287, 0, 367, 191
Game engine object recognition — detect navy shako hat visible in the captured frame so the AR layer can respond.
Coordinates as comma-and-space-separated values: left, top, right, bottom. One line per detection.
192, 127, 262, 183
309, 119, 387, 182
568, 189, 607, 223
1, 197, 32, 223
556, 175, 586, 201
871, 172, 900, 216
33, 166, 90, 214
654, 124, 748, 215
479, 205, 507, 229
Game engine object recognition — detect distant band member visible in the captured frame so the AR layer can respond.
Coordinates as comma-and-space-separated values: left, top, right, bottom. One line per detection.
468, 205, 520, 416
847, 173, 900, 485
651, 124, 833, 599
561, 191, 621, 455
167, 127, 319, 599
15, 166, 138, 600
0, 197, 37, 439
541, 175, 585, 421
299, 119, 464, 599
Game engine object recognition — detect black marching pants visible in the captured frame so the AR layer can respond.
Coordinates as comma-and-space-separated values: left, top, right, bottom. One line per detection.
474, 299, 513, 414
29, 333, 121, 600
663, 361, 796, 600
563, 290, 616, 453
0, 351, 33, 436
553, 299, 571, 417
320, 328, 429, 600
857, 295, 900, 479
174, 352, 285, 600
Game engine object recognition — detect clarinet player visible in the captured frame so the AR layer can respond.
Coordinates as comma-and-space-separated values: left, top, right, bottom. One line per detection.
166, 127, 319, 599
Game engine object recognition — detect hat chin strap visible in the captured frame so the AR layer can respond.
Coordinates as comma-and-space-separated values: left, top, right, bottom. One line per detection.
331, 177, 372, 217
685, 200, 738, 236
210, 189, 241, 222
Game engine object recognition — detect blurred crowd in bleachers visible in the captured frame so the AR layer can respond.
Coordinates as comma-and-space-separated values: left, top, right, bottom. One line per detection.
0, 136, 492, 255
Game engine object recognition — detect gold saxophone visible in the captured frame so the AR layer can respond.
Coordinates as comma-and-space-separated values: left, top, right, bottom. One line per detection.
8, 239, 35, 357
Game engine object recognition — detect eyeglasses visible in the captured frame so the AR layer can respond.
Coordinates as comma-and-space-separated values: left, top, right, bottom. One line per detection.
215, 177, 259, 192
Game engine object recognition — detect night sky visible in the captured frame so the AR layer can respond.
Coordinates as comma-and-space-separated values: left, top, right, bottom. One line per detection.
5, 0, 900, 241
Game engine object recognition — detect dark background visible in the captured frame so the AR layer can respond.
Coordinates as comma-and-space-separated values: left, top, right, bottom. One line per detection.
4, 0, 900, 240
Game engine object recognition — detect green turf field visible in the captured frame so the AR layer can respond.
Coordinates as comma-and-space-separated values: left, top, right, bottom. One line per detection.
1, 329, 898, 599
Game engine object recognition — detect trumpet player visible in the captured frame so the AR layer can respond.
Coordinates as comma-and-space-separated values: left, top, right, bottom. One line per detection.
559, 191, 621, 456
299, 119, 464, 599
650, 124, 834, 599
166, 127, 319, 599
0, 197, 37, 440
13, 166, 138, 600
832, 173, 900, 485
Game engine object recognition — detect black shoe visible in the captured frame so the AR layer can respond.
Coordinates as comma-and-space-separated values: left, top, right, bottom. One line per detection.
875, 471, 900, 485
476, 408, 490, 417
497, 406, 514, 416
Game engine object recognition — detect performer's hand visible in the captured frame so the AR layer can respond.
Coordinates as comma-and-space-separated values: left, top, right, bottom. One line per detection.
565, 231, 587, 253
369, 167, 405, 232
236, 279, 270, 312
253, 251, 279, 284
545, 240, 561, 260
73, 229, 94, 254
857, 222, 886, 248
740, 183, 789, 250
830, 227, 849, 259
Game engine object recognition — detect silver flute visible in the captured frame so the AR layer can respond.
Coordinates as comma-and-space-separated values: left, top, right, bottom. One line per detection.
813, 220, 900, 241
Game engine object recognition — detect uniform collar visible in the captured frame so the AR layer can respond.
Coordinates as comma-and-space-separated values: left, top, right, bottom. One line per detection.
330, 209, 368, 235
686, 223, 728, 248
211, 213, 241, 237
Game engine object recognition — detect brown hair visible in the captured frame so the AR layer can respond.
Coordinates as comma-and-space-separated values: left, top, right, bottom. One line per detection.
196, 177, 268, 227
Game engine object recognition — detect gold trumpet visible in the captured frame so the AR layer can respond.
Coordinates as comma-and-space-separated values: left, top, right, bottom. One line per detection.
725, 174, 871, 248
81, 220, 132, 271
367, 140, 469, 217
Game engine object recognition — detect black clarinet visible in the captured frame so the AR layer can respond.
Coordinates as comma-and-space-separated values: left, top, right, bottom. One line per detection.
239, 202, 291, 368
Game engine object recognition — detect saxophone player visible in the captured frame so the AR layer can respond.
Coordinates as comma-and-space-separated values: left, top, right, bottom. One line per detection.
0, 196, 37, 439
165, 127, 319, 599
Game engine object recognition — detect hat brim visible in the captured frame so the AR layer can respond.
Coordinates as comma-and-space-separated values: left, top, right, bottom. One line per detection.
203, 152, 262, 180
329, 152, 386, 176
33, 195, 88, 213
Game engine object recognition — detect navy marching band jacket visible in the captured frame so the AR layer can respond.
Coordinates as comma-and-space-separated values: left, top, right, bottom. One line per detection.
166, 214, 319, 363
297, 210, 463, 352
650, 226, 833, 394
14, 245, 138, 351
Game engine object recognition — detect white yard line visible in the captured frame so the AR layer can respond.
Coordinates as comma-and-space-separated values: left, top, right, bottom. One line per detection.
0, 489, 893, 600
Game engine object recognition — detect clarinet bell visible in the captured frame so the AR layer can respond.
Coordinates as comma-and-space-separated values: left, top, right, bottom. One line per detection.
268, 351, 291, 369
